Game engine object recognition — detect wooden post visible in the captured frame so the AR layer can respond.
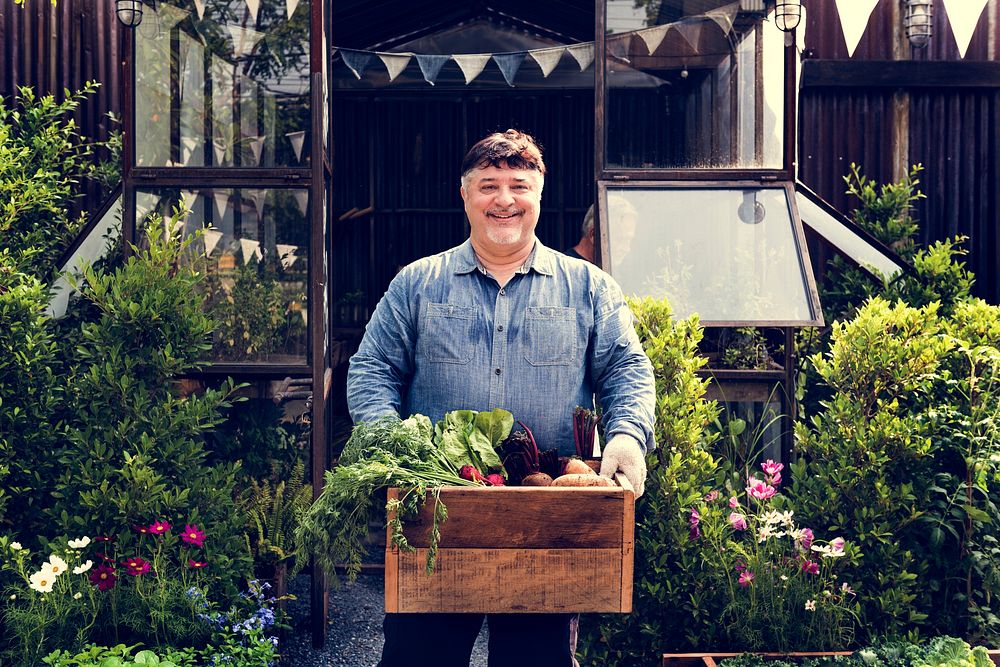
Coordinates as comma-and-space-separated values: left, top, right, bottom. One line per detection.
891, 0, 910, 182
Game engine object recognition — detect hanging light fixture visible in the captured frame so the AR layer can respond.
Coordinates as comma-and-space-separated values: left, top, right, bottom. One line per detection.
115, 0, 146, 27
904, 0, 933, 48
774, 0, 802, 32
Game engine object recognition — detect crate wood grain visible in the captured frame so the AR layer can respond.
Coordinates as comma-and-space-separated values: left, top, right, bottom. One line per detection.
385, 472, 634, 614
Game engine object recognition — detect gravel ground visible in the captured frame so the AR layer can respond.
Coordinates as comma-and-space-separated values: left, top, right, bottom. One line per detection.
280, 574, 489, 667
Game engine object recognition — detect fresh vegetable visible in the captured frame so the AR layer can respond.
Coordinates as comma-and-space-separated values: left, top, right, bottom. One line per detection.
560, 457, 595, 476
296, 410, 513, 580
572, 406, 600, 459
521, 472, 554, 486
435, 409, 512, 473
499, 421, 561, 484
551, 474, 615, 487
485, 473, 506, 487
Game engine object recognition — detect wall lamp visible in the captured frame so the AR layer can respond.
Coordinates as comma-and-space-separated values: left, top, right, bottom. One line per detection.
904, 0, 933, 48
115, 0, 156, 27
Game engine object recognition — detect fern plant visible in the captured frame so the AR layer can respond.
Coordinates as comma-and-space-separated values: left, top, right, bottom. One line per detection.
240, 459, 312, 576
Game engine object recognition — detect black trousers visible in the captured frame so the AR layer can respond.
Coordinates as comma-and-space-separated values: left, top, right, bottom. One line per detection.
377, 612, 575, 667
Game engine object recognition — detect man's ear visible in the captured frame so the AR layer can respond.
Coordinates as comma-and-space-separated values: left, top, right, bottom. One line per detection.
460, 185, 468, 203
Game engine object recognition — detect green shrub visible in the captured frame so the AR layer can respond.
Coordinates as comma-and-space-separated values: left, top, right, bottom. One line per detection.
577, 297, 721, 666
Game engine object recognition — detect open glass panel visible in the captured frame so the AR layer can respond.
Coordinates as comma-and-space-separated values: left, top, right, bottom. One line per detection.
135, 187, 310, 363
603, 0, 785, 170
601, 183, 822, 325
134, 0, 311, 168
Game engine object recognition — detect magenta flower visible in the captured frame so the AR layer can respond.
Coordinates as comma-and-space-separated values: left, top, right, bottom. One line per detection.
801, 559, 820, 575
89, 563, 117, 590
147, 520, 171, 536
132, 524, 150, 535
729, 496, 739, 509
797, 528, 815, 551
181, 524, 206, 547
728, 512, 748, 531
187, 559, 209, 569
745, 479, 777, 501
738, 570, 755, 587
761, 459, 784, 485
122, 556, 151, 576
689, 509, 701, 540
94, 535, 114, 543
704, 490, 721, 502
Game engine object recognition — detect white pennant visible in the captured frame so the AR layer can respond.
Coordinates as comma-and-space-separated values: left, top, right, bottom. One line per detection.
293, 190, 309, 216
180, 136, 198, 165
240, 238, 262, 264
276, 244, 298, 269
378, 53, 413, 82
673, 20, 703, 53
638, 24, 671, 55
248, 135, 266, 165
942, 0, 988, 59
301, 309, 308, 326
529, 47, 565, 78
136, 192, 159, 222
286, 0, 300, 19
213, 140, 228, 165
248, 189, 267, 218
212, 191, 230, 219
835, 0, 880, 57
286, 130, 306, 162
203, 229, 224, 257
452, 54, 491, 84
245, 0, 260, 23
227, 24, 265, 57
155, 2, 188, 31
566, 43, 594, 71
181, 189, 198, 212
706, 2, 739, 35
193, 0, 205, 19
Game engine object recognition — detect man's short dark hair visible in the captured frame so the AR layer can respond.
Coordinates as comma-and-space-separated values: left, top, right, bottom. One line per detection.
461, 129, 546, 182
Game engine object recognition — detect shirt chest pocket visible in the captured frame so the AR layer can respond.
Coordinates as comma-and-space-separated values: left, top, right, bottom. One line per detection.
419, 302, 477, 364
524, 306, 578, 366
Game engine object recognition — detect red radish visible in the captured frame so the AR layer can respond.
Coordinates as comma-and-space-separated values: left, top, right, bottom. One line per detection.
485, 473, 506, 487
459, 465, 488, 484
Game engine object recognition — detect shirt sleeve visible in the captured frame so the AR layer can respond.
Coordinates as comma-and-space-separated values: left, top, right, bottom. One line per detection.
346, 268, 416, 423
587, 277, 657, 452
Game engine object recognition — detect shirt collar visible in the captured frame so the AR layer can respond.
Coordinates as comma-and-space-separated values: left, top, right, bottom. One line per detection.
453, 238, 555, 277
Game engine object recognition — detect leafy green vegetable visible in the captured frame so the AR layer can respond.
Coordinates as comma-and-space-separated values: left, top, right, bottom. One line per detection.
434, 408, 511, 472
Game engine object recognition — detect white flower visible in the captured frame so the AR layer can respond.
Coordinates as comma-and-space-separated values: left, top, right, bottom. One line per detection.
73, 592, 82, 600
68, 537, 91, 550
9, 542, 22, 551
778, 510, 795, 527
761, 510, 784, 526
73, 560, 93, 575
28, 569, 55, 593
46, 555, 68, 576
804, 599, 816, 612
780, 575, 788, 581
8, 594, 15, 600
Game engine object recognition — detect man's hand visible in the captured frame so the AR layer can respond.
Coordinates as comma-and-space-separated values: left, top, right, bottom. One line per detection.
599, 433, 647, 498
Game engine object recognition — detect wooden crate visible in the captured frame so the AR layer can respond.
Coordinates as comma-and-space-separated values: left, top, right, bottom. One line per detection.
385, 471, 634, 614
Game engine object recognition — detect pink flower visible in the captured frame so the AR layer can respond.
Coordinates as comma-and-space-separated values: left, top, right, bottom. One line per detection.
729, 496, 739, 508
122, 556, 151, 576
830, 537, 846, 553
147, 520, 171, 536
704, 491, 721, 502
728, 512, 748, 531
94, 536, 114, 542
132, 524, 150, 535
801, 559, 820, 575
89, 563, 117, 590
738, 570, 755, 587
689, 510, 701, 540
745, 479, 777, 501
187, 559, 209, 569
797, 528, 815, 551
761, 459, 784, 485
180, 524, 206, 548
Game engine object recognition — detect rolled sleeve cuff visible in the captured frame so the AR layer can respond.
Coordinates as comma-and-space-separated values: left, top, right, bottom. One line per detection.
605, 421, 655, 454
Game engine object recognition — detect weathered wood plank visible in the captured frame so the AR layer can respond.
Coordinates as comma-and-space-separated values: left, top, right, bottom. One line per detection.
393, 548, 623, 613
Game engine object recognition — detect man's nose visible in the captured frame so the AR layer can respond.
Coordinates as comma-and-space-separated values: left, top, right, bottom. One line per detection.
495, 188, 515, 207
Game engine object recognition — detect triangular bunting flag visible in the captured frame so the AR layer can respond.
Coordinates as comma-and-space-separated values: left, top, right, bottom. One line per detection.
286, 0, 300, 19
240, 238, 262, 264
378, 53, 412, 82
245, 0, 260, 23
606, 33, 632, 62
193, 0, 205, 19
453, 54, 491, 84
212, 191, 230, 219
493, 52, 526, 86
340, 49, 374, 79
203, 228, 223, 257
180, 136, 198, 165
706, 2, 739, 35
301, 309, 308, 326
673, 19, 704, 52
248, 135, 266, 165
293, 190, 309, 216
529, 47, 565, 78
415, 54, 450, 85
136, 192, 159, 222
834, 0, 880, 57
180, 189, 198, 212
248, 189, 267, 218
227, 24, 265, 57
276, 244, 298, 269
566, 43, 594, 71
286, 130, 306, 162
638, 24, 671, 55
155, 2, 188, 31
942, 0, 988, 59
213, 140, 228, 166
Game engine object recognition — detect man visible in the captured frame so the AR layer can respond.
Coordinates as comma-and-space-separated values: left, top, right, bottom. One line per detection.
347, 129, 655, 667
566, 197, 638, 266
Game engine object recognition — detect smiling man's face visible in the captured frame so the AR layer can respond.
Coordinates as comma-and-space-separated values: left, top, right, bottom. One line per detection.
461, 162, 543, 255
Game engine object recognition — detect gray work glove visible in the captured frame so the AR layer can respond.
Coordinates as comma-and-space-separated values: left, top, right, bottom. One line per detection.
599, 433, 647, 498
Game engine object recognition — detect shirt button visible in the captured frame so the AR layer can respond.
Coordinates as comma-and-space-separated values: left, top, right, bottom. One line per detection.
497, 325, 504, 332
499, 288, 505, 296
495, 368, 502, 375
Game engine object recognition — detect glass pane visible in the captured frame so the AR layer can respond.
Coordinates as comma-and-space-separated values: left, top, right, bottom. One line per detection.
605, 186, 815, 323
135, 0, 311, 167
136, 187, 310, 363
604, 1, 785, 169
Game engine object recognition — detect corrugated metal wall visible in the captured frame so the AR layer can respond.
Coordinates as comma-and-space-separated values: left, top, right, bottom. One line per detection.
799, 0, 1000, 302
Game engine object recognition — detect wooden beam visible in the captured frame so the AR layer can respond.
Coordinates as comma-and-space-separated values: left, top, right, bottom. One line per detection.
802, 60, 1000, 89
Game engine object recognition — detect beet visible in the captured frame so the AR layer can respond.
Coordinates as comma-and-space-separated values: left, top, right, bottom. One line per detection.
485, 473, 506, 487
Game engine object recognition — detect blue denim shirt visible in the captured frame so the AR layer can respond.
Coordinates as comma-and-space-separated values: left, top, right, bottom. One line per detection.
347, 239, 656, 456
